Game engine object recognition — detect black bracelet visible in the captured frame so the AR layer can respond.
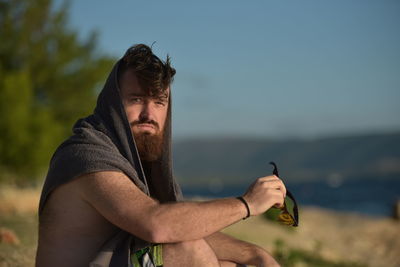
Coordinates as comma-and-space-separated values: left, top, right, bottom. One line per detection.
236, 196, 250, 220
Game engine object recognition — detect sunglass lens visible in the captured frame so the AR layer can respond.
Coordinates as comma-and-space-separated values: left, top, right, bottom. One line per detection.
264, 194, 298, 226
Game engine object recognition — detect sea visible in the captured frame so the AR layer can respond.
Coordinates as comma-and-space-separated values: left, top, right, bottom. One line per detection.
181, 177, 400, 218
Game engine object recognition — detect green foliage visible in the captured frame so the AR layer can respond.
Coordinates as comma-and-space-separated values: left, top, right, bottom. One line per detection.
0, 0, 115, 183
273, 238, 367, 267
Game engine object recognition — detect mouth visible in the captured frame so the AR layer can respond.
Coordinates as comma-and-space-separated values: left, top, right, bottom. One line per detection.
134, 123, 156, 131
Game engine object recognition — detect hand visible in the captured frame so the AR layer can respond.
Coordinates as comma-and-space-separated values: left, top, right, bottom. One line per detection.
242, 175, 286, 216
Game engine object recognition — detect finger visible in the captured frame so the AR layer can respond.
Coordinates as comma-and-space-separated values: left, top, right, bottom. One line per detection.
260, 180, 282, 190
257, 175, 280, 182
261, 180, 286, 195
280, 181, 287, 198
274, 194, 285, 208
269, 190, 285, 208
262, 178, 287, 198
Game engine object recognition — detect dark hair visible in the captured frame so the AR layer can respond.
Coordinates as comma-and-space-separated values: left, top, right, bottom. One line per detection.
119, 44, 176, 97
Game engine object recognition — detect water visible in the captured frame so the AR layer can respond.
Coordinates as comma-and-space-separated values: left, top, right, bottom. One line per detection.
181, 178, 400, 217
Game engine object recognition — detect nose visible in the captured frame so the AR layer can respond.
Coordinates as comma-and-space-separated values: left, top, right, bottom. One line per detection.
139, 101, 154, 122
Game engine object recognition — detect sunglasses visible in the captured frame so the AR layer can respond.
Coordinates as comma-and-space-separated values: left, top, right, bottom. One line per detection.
269, 161, 299, 227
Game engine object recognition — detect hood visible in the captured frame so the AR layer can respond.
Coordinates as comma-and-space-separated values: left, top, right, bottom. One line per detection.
94, 58, 181, 202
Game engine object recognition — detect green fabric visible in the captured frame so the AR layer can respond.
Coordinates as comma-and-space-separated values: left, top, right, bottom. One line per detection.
131, 244, 163, 267
151, 244, 163, 266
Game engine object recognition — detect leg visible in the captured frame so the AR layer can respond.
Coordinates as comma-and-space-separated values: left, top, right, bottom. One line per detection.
163, 239, 220, 267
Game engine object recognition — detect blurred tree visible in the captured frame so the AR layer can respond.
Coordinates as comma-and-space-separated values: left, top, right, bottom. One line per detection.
0, 0, 115, 184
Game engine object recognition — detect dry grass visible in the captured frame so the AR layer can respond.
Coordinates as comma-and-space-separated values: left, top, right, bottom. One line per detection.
0, 185, 39, 267
0, 185, 40, 215
223, 207, 400, 267
0, 215, 38, 267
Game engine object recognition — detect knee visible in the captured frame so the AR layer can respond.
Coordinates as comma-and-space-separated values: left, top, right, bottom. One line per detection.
167, 239, 211, 254
163, 239, 220, 267
163, 238, 218, 259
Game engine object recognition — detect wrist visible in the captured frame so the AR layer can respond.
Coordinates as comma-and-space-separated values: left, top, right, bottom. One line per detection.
236, 196, 251, 219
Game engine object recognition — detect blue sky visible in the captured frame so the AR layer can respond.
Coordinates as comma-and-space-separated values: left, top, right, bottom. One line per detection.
57, 0, 400, 139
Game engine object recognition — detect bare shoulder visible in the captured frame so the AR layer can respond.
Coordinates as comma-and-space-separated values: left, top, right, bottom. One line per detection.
39, 171, 131, 230
40, 171, 130, 226
41, 170, 155, 230
74, 171, 147, 203
73, 171, 158, 216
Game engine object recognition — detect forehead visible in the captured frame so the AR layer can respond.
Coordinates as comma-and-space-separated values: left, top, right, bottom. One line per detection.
119, 69, 169, 98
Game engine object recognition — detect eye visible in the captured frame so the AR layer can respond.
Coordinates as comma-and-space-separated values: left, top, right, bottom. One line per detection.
130, 97, 143, 103
155, 98, 167, 107
155, 101, 166, 107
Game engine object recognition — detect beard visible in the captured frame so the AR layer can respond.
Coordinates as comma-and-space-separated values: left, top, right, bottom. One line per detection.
133, 130, 164, 162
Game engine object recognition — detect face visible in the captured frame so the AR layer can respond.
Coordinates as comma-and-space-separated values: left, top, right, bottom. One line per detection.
120, 69, 169, 161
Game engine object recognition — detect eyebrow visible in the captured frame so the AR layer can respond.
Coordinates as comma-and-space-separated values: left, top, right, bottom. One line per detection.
127, 93, 146, 97
126, 93, 169, 100
156, 94, 169, 100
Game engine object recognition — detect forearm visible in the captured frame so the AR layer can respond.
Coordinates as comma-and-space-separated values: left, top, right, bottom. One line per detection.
205, 232, 266, 265
149, 198, 247, 243
79, 170, 285, 251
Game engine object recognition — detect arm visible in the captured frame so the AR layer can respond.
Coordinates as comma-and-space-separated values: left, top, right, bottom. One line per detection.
205, 232, 280, 267
75, 171, 286, 244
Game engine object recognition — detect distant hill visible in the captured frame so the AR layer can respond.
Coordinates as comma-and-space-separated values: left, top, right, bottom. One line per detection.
172, 132, 400, 187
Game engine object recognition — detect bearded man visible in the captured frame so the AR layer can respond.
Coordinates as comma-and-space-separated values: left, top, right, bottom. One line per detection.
36, 44, 286, 267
